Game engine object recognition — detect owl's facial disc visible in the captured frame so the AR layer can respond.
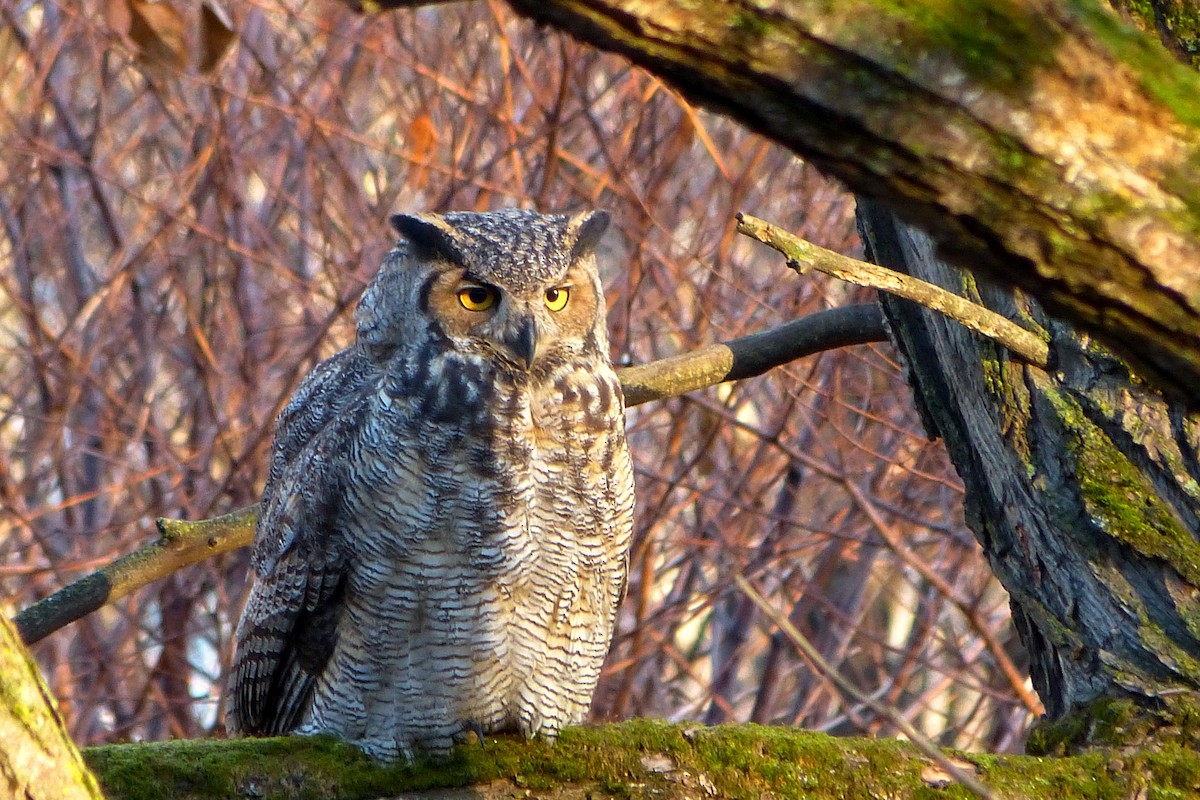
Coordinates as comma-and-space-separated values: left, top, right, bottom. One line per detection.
422, 260, 600, 375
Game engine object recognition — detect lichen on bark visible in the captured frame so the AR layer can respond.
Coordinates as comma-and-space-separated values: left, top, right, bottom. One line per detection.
0, 616, 103, 800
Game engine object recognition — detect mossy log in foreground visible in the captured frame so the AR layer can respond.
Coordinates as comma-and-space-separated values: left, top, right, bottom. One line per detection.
84, 720, 1200, 800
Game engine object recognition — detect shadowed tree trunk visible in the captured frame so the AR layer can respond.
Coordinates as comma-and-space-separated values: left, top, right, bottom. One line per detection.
850, 5, 1200, 751
858, 198, 1200, 751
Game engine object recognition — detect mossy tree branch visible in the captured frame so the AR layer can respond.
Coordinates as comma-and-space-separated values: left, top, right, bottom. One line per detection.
81, 719, 1200, 800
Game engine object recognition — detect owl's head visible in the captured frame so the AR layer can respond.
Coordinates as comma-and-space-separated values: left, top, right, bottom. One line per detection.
356, 209, 613, 377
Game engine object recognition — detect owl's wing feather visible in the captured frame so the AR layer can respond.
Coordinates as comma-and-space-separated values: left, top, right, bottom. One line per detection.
228, 349, 372, 735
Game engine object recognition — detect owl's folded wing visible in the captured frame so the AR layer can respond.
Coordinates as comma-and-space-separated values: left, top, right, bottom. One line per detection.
226, 352, 370, 735
226, 434, 352, 734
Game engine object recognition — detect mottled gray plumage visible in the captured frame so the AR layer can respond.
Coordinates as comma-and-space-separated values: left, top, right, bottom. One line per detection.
226, 209, 635, 761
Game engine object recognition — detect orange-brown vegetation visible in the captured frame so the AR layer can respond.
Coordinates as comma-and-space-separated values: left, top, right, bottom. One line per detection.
0, 0, 1036, 753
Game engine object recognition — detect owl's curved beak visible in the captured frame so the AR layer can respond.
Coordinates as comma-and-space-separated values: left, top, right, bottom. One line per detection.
503, 316, 538, 371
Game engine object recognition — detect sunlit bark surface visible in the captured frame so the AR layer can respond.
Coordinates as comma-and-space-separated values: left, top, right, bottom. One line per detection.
0, 617, 103, 800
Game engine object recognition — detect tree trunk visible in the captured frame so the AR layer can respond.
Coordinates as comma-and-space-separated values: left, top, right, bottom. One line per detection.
355, 0, 1200, 402
851, 8, 1200, 752
0, 615, 103, 799
857, 197, 1200, 751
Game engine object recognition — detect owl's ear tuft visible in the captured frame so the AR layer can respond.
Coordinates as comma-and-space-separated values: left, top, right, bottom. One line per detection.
566, 209, 610, 263
390, 213, 469, 265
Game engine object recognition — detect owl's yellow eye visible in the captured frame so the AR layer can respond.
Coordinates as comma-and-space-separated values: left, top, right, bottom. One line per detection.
544, 287, 569, 312
457, 285, 498, 312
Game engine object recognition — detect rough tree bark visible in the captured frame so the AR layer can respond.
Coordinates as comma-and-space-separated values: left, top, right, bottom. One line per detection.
859, 198, 1200, 752
848, 8, 1200, 751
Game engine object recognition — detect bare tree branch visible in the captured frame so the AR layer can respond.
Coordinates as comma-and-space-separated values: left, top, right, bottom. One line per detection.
14, 507, 258, 645
619, 304, 887, 406
736, 214, 1050, 367
14, 305, 887, 645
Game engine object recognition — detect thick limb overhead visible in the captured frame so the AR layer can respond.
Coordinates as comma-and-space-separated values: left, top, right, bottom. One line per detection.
361, 0, 1200, 402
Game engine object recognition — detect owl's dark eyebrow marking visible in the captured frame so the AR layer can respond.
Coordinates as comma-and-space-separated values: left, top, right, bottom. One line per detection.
460, 271, 496, 288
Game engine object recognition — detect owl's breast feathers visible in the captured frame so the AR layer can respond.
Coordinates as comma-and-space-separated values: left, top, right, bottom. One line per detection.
229, 209, 635, 757
229, 341, 633, 744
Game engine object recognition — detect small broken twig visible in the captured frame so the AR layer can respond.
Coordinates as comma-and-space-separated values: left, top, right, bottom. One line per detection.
736, 213, 1049, 367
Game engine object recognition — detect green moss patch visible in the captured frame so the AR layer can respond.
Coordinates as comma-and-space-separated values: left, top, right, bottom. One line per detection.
1039, 386, 1200, 587
83, 720, 1200, 800
1077, 0, 1200, 127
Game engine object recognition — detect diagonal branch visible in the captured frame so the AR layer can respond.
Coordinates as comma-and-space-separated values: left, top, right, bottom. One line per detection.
13, 507, 257, 645
736, 213, 1049, 367
619, 304, 887, 406
14, 304, 887, 645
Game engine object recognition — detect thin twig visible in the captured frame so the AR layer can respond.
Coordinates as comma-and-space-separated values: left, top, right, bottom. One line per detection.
736, 213, 1049, 367
840, 479, 1043, 715
14, 507, 257, 645
732, 572, 997, 800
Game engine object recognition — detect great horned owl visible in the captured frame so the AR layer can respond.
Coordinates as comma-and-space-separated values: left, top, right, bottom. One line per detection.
226, 209, 635, 761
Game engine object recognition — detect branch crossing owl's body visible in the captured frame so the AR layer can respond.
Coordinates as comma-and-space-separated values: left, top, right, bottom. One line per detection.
227, 209, 635, 760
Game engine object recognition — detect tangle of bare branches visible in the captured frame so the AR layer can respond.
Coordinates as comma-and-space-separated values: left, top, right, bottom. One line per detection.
0, 0, 1037, 750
